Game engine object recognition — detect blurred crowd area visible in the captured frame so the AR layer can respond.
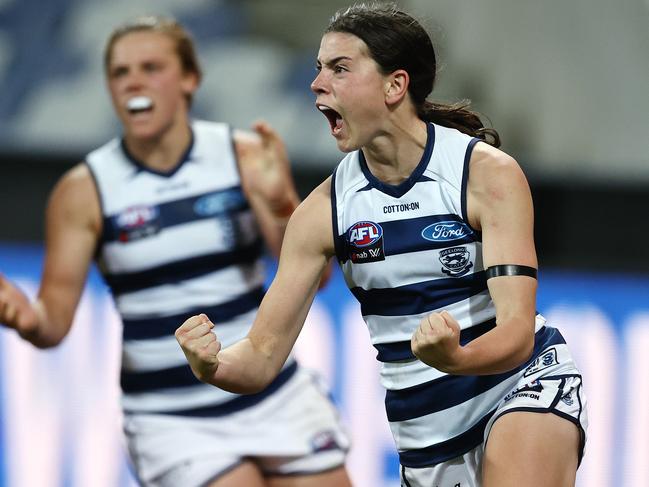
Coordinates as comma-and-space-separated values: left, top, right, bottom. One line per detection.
0, 0, 648, 271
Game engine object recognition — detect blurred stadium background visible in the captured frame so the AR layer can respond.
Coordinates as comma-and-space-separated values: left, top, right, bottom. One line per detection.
0, 1, 648, 486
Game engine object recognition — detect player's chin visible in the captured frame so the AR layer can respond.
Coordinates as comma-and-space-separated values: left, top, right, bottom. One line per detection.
125, 124, 160, 142
334, 136, 360, 153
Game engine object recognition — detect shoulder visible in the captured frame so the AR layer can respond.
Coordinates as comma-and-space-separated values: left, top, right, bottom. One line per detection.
292, 177, 332, 223
55, 162, 98, 196
285, 177, 335, 256
48, 162, 101, 228
468, 142, 528, 196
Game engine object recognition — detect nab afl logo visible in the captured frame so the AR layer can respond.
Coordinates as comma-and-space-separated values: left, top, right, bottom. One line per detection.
346, 221, 385, 263
116, 205, 158, 229
114, 205, 160, 242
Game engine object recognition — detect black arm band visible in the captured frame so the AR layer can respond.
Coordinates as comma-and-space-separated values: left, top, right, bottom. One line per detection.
485, 264, 538, 280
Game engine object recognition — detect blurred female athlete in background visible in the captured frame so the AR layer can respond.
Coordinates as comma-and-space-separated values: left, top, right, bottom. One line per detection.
0, 15, 350, 487
177, 4, 587, 487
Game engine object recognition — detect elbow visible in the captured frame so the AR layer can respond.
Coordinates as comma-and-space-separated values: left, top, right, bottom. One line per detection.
513, 335, 535, 367
30, 333, 66, 349
20, 327, 66, 349
209, 358, 276, 395
34, 340, 60, 350
212, 377, 270, 395
225, 382, 268, 395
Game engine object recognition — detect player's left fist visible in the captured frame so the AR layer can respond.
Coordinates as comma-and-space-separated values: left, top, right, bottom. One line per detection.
411, 310, 462, 373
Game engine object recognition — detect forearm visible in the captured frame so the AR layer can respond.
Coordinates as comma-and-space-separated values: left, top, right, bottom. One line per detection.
449, 319, 534, 375
19, 299, 69, 349
211, 335, 286, 394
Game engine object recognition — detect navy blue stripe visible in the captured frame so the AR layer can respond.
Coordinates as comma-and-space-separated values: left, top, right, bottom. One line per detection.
351, 272, 487, 317
104, 239, 263, 295
385, 326, 566, 422
122, 286, 265, 340
374, 318, 497, 362
357, 175, 435, 193
101, 186, 250, 244
358, 123, 435, 198
398, 410, 496, 467
380, 214, 478, 255
331, 166, 345, 263
121, 363, 198, 393
155, 361, 298, 417
373, 341, 413, 362
461, 137, 481, 235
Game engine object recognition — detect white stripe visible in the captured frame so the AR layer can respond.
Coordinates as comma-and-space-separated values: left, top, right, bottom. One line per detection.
102, 212, 257, 274
380, 359, 447, 391
341, 243, 485, 291
116, 261, 265, 317
121, 383, 238, 413
88, 121, 238, 215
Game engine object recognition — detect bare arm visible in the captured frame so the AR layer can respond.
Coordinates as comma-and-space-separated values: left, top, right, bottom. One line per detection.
234, 121, 301, 258
176, 178, 335, 393
412, 142, 537, 374
0, 164, 101, 348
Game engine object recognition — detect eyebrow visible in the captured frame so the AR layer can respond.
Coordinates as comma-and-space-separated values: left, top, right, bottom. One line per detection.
316, 55, 353, 68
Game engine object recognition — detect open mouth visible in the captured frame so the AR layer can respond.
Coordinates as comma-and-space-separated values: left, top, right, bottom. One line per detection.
317, 104, 343, 135
126, 96, 154, 115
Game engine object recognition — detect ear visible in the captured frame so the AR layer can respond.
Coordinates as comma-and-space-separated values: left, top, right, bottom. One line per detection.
384, 69, 409, 106
181, 71, 199, 98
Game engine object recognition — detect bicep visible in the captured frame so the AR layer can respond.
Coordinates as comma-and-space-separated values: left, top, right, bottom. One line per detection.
467, 146, 537, 323
468, 148, 536, 269
38, 166, 100, 327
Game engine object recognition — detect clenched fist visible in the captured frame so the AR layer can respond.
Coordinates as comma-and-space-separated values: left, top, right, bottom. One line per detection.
411, 310, 463, 373
175, 313, 221, 384
0, 273, 40, 339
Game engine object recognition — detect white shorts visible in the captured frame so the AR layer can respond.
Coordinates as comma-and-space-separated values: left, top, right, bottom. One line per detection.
123, 367, 350, 487
401, 362, 588, 487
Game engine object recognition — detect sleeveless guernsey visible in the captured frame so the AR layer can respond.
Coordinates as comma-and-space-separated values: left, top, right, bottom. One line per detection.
87, 120, 296, 415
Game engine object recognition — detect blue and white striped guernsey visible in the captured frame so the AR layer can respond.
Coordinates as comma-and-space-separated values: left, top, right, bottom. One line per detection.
86, 120, 297, 416
331, 122, 562, 467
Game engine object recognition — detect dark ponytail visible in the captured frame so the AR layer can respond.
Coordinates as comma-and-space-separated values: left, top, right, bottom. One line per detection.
326, 3, 500, 147
419, 100, 501, 147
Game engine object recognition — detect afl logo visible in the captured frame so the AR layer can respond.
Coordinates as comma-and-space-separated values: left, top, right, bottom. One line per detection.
422, 221, 470, 242
347, 221, 383, 248
116, 205, 158, 229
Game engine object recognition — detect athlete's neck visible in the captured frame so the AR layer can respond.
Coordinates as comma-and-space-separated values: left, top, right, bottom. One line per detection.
361, 117, 428, 185
123, 121, 192, 173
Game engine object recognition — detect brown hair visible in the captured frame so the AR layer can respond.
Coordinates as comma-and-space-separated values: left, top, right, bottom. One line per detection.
104, 15, 203, 105
326, 3, 500, 146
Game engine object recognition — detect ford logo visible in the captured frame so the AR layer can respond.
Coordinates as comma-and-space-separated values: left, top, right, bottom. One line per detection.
194, 190, 244, 216
421, 221, 470, 242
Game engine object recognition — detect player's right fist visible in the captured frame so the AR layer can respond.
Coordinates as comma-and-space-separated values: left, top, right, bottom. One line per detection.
0, 274, 40, 338
175, 313, 221, 384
